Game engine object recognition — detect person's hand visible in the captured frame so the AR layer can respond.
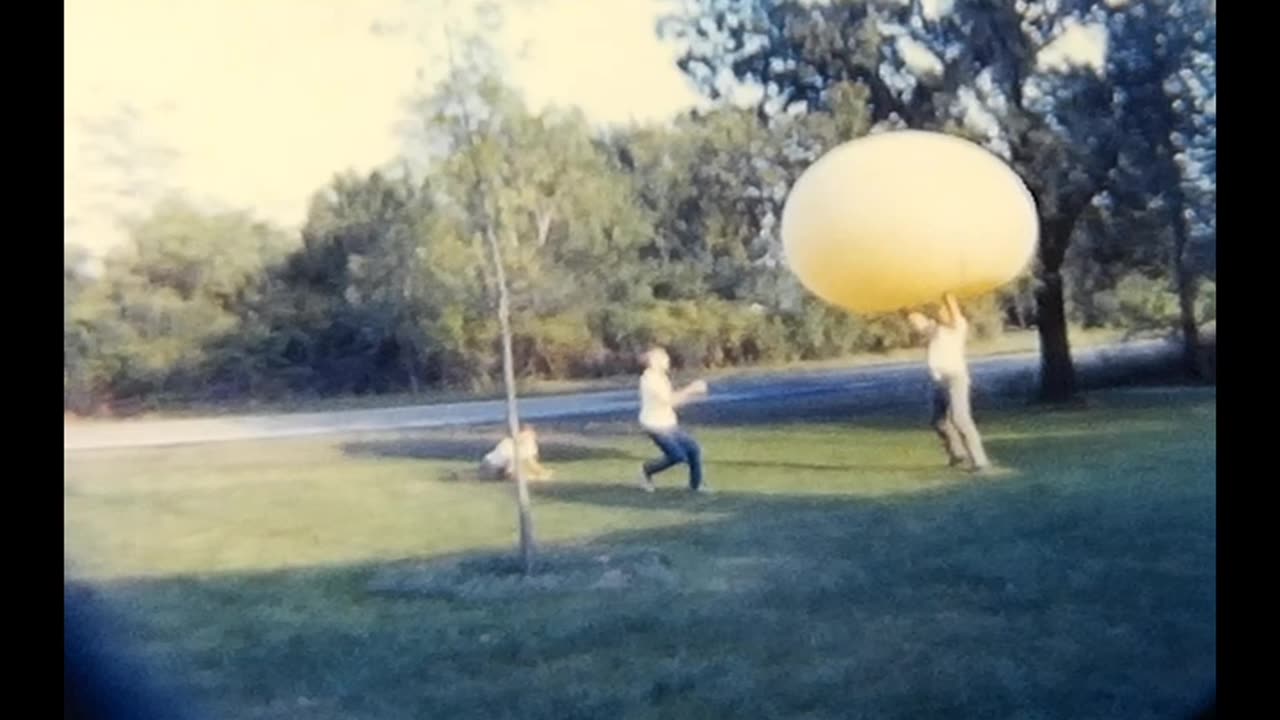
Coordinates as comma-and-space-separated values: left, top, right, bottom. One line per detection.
688, 379, 709, 395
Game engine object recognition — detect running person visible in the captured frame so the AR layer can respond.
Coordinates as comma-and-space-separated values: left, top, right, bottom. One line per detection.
637, 347, 711, 493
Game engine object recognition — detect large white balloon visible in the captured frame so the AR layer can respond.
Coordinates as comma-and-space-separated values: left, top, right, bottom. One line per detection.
781, 130, 1038, 314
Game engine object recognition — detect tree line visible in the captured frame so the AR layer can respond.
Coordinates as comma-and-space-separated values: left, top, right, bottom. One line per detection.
64, 0, 1215, 415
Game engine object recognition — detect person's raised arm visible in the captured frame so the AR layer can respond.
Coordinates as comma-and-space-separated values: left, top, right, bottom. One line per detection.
943, 292, 966, 328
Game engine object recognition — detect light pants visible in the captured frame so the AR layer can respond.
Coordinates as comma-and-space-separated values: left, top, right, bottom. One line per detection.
931, 373, 990, 469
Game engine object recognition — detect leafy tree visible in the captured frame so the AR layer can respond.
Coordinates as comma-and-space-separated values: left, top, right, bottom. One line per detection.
662, 0, 1132, 401
64, 199, 292, 408
64, 0, 1215, 418
280, 171, 436, 394
427, 36, 541, 574
1104, 0, 1215, 377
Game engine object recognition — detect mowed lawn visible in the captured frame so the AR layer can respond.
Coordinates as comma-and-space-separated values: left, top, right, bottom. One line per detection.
64, 387, 1216, 720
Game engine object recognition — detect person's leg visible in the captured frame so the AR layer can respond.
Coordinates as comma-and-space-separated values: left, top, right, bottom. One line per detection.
674, 429, 704, 490
947, 376, 990, 469
931, 383, 967, 466
643, 430, 687, 487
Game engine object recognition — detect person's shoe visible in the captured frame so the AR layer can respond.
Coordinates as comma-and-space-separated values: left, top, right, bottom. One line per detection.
639, 472, 656, 493
948, 457, 966, 468
692, 484, 714, 495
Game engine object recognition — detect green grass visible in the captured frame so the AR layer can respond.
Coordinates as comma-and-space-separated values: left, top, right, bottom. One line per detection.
64, 386, 1215, 719
75, 326, 1126, 421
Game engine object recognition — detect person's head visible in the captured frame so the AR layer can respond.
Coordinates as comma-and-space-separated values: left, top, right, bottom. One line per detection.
644, 347, 671, 372
907, 311, 932, 334
519, 424, 537, 438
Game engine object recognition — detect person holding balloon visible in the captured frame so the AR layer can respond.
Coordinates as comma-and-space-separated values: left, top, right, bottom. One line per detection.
780, 130, 1035, 474
909, 293, 991, 472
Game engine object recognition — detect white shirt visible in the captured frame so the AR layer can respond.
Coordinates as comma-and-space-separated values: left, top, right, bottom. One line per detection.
482, 434, 539, 470
925, 316, 969, 382
638, 368, 679, 431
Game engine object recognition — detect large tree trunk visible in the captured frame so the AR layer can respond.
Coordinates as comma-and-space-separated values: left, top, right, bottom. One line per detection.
1035, 269, 1076, 402
1172, 213, 1203, 381
1035, 221, 1077, 403
485, 226, 535, 575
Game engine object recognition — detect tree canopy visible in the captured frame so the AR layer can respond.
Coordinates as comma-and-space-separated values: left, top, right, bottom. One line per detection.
65, 4, 1215, 414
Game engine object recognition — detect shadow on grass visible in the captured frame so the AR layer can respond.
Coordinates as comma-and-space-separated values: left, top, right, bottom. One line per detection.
70, 385, 1216, 720
710, 458, 943, 473
74, 447, 1215, 720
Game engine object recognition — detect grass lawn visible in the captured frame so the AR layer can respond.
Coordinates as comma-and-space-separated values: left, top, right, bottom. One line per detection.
64, 386, 1215, 720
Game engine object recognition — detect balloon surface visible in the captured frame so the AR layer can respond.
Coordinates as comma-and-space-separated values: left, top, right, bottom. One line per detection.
781, 130, 1039, 313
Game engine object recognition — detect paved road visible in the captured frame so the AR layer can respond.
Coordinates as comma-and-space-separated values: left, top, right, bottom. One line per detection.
63, 340, 1174, 452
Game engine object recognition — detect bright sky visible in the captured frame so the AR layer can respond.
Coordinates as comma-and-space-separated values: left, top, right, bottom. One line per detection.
64, 0, 701, 254
64, 0, 1103, 256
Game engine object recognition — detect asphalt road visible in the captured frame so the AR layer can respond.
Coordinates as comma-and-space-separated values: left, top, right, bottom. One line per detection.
63, 339, 1174, 452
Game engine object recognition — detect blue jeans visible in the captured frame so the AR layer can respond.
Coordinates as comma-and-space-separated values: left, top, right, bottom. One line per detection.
643, 428, 703, 490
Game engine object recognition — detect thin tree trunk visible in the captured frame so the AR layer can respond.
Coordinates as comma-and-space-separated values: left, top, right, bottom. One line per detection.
485, 226, 535, 574
405, 345, 420, 395
403, 262, 421, 396
535, 209, 553, 248
444, 25, 534, 574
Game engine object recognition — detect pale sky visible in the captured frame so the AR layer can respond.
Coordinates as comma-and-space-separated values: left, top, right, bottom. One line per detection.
64, 0, 1102, 256
64, 0, 702, 254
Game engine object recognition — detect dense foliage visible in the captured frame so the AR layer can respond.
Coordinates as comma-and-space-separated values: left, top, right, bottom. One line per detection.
65, 1, 1215, 414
